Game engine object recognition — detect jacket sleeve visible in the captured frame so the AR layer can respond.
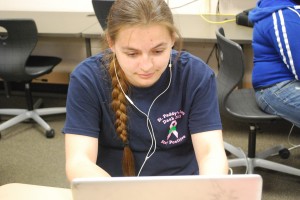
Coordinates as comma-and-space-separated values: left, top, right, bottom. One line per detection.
270, 8, 300, 80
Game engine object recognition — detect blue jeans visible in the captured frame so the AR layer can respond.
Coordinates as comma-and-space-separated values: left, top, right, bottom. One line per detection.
255, 80, 300, 128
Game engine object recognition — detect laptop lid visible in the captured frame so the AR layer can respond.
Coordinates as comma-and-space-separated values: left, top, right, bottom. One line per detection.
71, 174, 262, 200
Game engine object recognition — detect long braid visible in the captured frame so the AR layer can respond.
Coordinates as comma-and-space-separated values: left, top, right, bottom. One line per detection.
109, 58, 136, 176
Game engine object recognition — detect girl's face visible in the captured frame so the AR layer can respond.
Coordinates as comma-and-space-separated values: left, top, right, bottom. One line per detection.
109, 24, 175, 88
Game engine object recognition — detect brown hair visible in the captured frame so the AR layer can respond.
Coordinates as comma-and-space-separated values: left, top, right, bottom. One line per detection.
104, 0, 182, 176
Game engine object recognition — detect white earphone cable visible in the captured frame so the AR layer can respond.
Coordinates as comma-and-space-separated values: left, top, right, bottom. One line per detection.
113, 55, 172, 176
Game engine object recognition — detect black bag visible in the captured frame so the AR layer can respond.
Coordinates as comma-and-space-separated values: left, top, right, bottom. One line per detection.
236, 8, 254, 27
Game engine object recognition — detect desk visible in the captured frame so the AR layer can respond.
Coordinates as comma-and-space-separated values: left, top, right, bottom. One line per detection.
0, 11, 98, 56
82, 14, 253, 56
0, 183, 71, 200
0, 11, 97, 37
173, 14, 253, 44
0, 12, 252, 57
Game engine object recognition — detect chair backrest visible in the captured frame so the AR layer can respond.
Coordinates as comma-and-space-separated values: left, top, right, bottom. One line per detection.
92, 0, 115, 30
0, 19, 38, 82
215, 27, 245, 115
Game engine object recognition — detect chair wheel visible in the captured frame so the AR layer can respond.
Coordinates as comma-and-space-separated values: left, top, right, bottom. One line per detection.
46, 129, 55, 138
279, 148, 290, 159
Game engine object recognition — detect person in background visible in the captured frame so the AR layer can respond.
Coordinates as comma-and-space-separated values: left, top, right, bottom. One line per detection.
63, 0, 228, 181
249, 0, 300, 128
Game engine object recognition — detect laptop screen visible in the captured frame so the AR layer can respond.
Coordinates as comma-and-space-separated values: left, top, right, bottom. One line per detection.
71, 174, 262, 200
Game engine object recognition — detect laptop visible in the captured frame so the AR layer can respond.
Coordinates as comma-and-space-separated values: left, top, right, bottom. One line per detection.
71, 174, 262, 200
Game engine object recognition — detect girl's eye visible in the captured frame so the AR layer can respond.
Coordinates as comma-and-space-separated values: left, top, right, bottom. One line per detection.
126, 52, 138, 57
153, 49, 164, 55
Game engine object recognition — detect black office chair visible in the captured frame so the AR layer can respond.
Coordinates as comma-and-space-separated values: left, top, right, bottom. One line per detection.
92, 0, 115, 30
0, 19, 66, 139
216, 27, 300, 176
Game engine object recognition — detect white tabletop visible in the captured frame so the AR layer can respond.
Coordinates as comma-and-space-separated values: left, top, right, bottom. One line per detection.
0, 11, 98, 37
0, 183, 72, 200
82, 14, 253, 44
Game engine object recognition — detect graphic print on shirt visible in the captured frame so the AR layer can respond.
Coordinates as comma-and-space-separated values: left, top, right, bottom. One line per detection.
167, 120, 178, 140
157, 110, 186, 145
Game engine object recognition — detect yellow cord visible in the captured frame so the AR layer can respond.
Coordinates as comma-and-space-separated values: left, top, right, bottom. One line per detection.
199, 13, 236, 24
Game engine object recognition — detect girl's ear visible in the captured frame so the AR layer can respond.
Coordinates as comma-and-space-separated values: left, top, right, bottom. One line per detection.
106, 35, 115, 52
171, 34, 176, 48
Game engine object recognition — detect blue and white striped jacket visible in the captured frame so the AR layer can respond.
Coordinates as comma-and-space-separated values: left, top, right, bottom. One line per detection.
249, 0, 300, 89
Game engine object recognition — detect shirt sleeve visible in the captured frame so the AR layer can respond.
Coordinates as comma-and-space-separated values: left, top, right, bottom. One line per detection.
270, 9, 300, 79
62, 63, 102, 138
188, 62, 222, 134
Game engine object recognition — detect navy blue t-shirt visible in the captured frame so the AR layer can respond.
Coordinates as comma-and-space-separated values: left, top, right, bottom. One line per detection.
62, 50, 222, 176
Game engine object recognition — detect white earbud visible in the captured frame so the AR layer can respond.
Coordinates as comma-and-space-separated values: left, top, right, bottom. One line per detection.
169, 57, 172, 68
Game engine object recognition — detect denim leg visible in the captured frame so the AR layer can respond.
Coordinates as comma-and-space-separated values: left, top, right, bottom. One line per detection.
255, 80, 300, 128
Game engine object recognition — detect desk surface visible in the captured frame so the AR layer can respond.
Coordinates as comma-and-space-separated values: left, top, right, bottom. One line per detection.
82, 14, 253, 44
0, 183, 71, 200
0, 11, 98, 37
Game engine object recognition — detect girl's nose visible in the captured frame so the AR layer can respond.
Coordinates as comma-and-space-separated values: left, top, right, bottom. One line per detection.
140, 55, 153, 72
